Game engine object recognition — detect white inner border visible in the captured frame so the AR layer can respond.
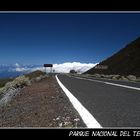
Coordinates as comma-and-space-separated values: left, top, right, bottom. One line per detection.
0, 11, 140, 13
0, 11, 140, 129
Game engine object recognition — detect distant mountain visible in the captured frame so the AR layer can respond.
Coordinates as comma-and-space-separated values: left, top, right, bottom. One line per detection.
85, 37, 140, 77
0, 64, 41, 78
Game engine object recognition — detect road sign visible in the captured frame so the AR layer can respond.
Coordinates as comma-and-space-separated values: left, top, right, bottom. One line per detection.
43, 64, 53, 73
44, 64, 53, 67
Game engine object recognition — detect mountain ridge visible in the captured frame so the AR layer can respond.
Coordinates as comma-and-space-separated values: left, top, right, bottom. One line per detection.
85, 37, 140, 77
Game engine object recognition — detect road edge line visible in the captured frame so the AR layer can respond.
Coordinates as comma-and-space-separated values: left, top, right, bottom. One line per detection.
55, 75, 102, 128
73, 76, 140, 91
105, 82, 140, 91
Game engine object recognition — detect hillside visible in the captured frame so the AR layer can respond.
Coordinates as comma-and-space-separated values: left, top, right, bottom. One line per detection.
85, 37, 140, 77
0, 76, 85, 127
0, 71, 85, 127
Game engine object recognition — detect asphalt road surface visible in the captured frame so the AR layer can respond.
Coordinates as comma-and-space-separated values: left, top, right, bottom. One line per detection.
57, 74, 140, 127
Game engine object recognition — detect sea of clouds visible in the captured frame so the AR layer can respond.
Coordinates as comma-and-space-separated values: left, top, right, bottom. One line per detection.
0, 62, 98, 78
14, 62, 98, 74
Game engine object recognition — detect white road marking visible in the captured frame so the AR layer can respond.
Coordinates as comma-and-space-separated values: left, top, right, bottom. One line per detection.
75, 76, 104, 83
105, 82, 140, 91
72, 76, 140, 91
55, 75, 102, 128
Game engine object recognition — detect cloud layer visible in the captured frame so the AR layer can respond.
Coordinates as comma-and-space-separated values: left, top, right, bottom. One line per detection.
53, 62, 97, 73
0, 62, 97, 73
14, 62, 98, 74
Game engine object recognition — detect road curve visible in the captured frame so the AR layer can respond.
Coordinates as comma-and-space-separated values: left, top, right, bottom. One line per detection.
57, 74, 140, 127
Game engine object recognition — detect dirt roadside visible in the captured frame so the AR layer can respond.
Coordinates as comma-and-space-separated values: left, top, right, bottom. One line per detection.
0, 76, 86, 127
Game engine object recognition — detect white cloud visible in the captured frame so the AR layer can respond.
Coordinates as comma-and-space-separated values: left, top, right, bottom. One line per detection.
15, 67, 28, 72
53, 62, 97, 73
15, 63, 20, 67
31, 67, 44, 72
14, 62, 98, 74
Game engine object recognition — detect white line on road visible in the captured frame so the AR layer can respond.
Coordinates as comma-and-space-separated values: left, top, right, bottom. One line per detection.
73, 76, 140, 91
105, 82, 140, 91
55, 75, 102, 128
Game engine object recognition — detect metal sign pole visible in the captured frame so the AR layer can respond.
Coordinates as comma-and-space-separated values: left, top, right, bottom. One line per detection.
43, 64, 53, 74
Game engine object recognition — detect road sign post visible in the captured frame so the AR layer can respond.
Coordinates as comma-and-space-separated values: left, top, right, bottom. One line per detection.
43, 64, 53, 74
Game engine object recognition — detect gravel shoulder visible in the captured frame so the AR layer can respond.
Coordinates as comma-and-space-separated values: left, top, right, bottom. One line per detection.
0, 76, 86, 127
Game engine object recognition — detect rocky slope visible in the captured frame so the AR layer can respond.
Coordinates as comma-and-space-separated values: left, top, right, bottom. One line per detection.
0, 76, 85, 127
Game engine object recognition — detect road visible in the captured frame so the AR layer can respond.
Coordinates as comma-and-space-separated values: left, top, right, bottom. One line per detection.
57, 74, 140, 127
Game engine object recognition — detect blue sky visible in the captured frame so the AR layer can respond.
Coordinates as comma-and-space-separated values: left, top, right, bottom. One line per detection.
0, 12, 140, 65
